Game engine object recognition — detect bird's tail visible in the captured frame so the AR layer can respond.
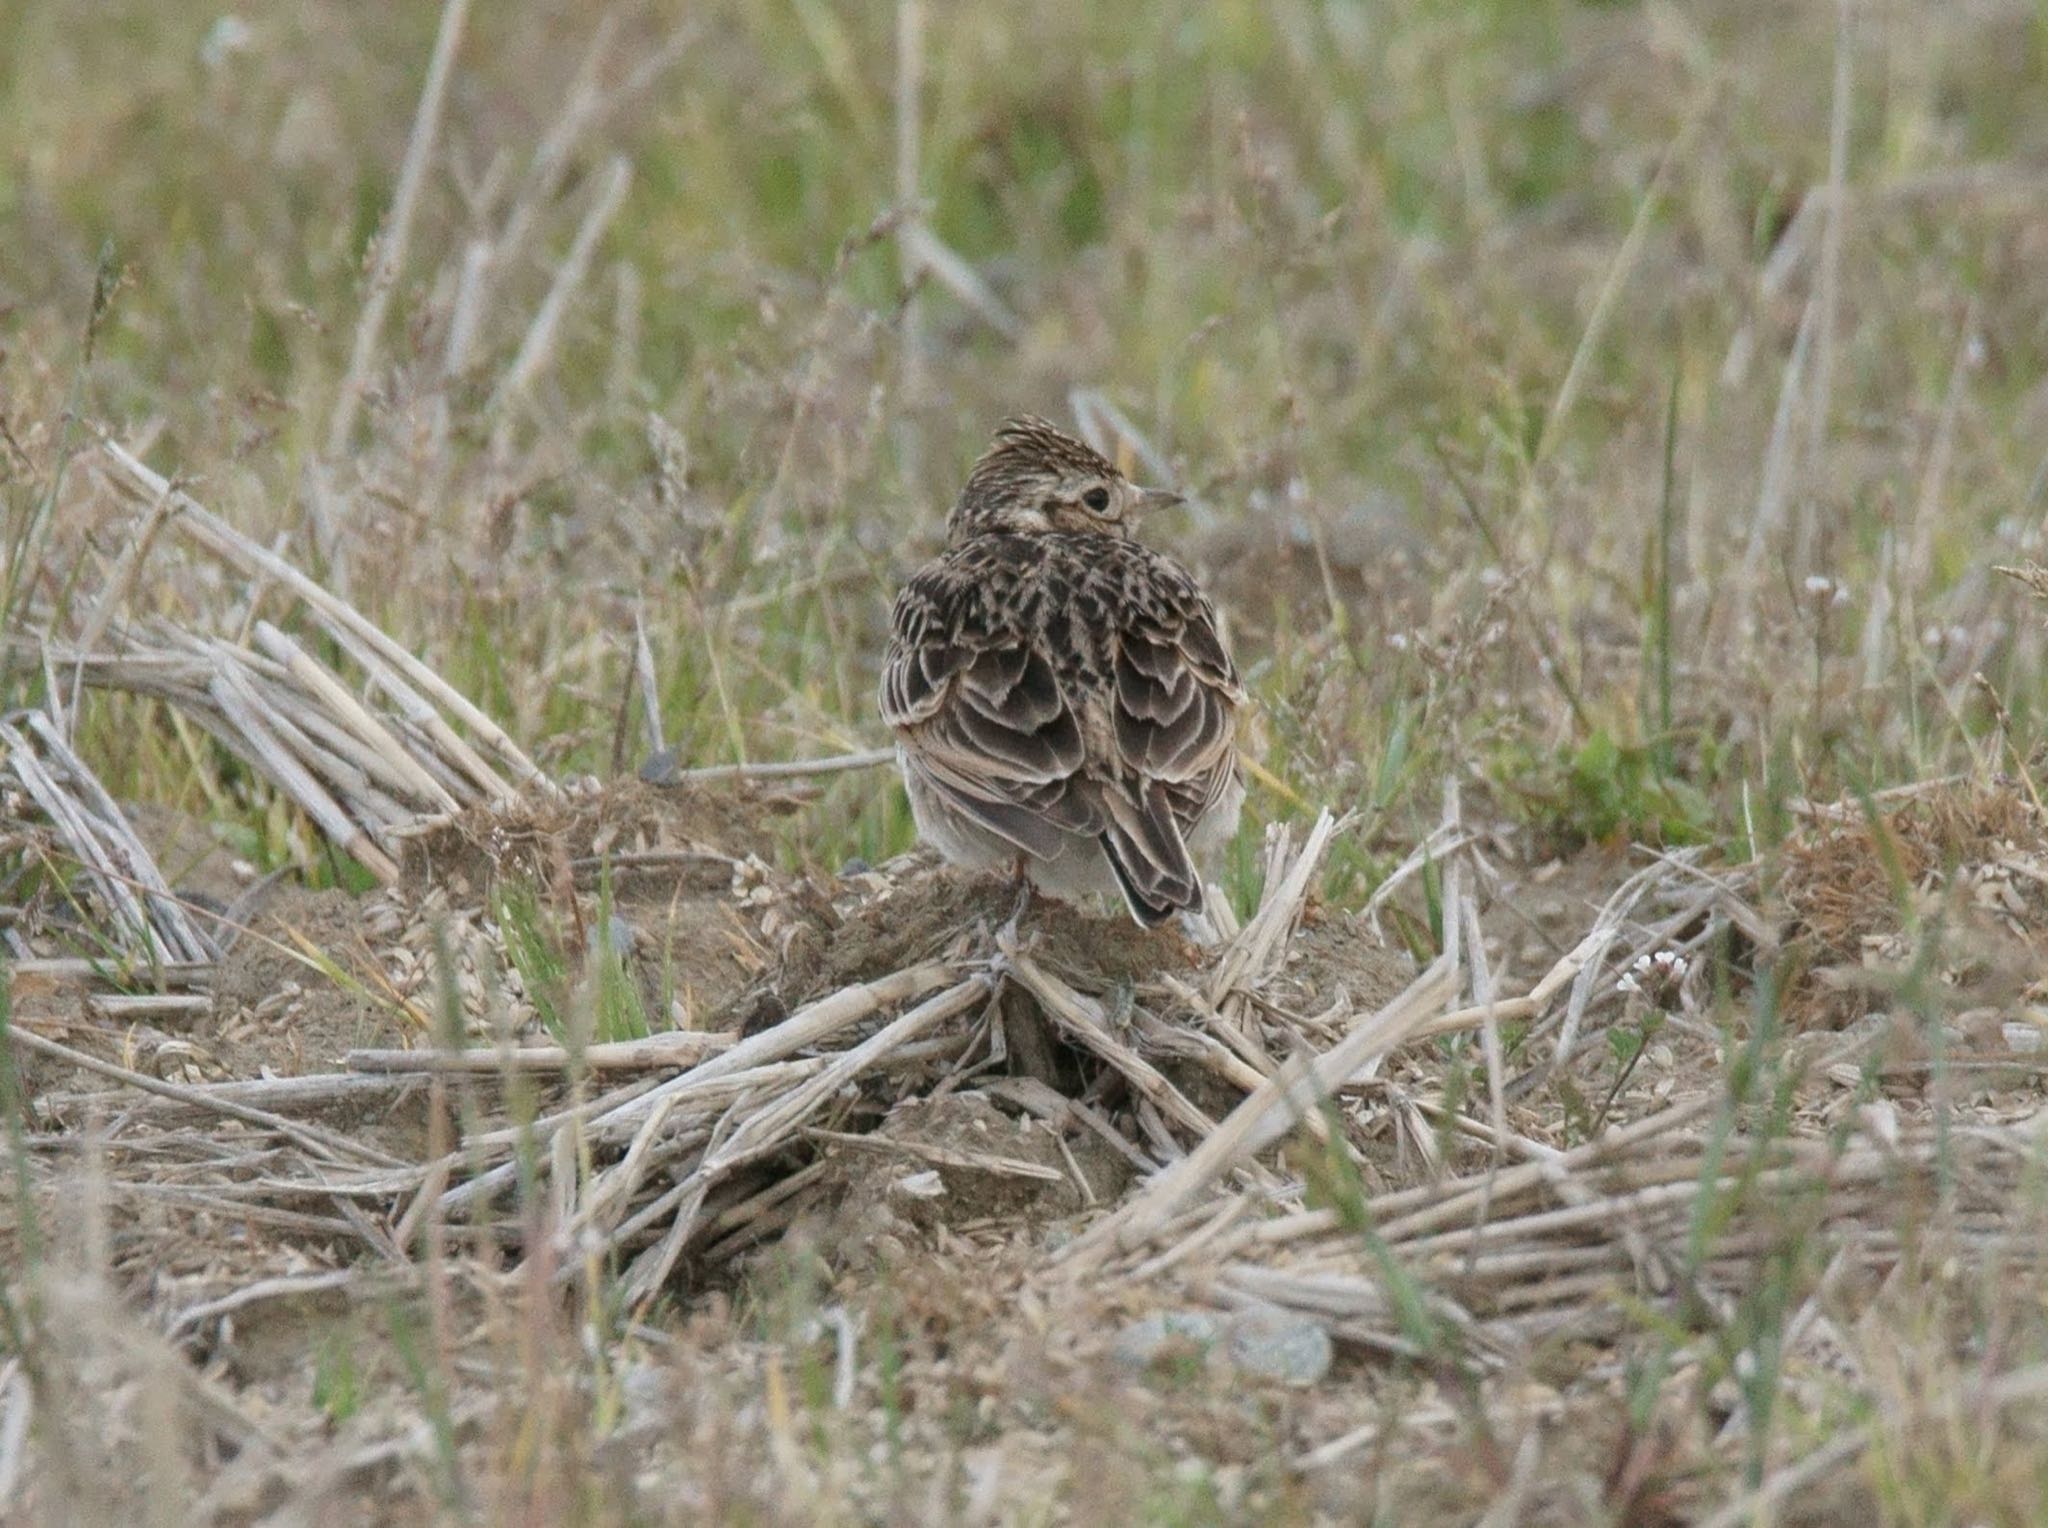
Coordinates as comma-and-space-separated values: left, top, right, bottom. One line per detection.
1098, 782, 1203, 927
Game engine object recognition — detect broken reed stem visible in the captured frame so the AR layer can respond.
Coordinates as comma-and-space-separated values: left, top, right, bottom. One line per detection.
7, 958, 211, 985
803, 1126, 1065, 1183
1061, 957, 1457, 1268
3, 718, 209, 964
34, 1071, 417, 1123
5, 1025, 405, 1170
207, 662, 403, 884
1000, 946, 1219, 1141
694, 977, 989, 1178
348, 1029, 735, 1075
1194, 1121, 2027, 1352
410, 963, 965, 1227
21, 712, 215, 960
632, 608, 665, 758
97, 438, 551, 796
1207, 809, 1343, 1003
253, 622, 461, 812
590, 961, 961, 1133
619, 973, 990, 1301
166, 1269, 383, 1340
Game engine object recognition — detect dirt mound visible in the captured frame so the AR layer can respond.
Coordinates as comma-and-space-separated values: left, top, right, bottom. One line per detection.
789, 858, 1203, 998
1270, 906, 1416, 1015
394, 777, 797, 899
209, 887, 407, 1073
371, 779, 834, 1039
1776, 781, 2048, 1033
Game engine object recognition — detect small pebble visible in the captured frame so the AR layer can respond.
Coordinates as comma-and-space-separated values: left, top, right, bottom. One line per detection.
1111, 1307, 1333, 1386
1110, 1310, 1221, 1371
1221, 1309, 1332, 1386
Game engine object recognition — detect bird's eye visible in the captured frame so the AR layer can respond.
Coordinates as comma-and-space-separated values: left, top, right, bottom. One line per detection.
1082, 486, 1112, 513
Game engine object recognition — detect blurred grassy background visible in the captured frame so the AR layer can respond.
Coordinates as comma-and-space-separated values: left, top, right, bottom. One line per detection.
13, 6, 2048, 1521
5, 0, 2048, 898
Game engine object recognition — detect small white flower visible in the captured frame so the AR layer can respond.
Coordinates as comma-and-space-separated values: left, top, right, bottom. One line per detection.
1621, 949, 1688, 1002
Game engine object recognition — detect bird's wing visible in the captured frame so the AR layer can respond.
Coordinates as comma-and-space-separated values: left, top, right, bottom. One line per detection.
880, 551, 1103, 860
1091, 550, 1243, 921
882, 538, 1241, 924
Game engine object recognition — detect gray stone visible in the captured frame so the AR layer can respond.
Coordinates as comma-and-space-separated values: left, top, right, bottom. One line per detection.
1221, 1309, 1333, 1387
1112, 1307, 1334, 1386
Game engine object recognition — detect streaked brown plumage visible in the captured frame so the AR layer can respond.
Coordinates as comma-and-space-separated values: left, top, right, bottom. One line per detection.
880, 417, 1243, 925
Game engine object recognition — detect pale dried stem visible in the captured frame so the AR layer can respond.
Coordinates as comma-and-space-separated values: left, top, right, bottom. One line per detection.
1002, 946, 1219, 1142
10, 713, 214, 960
97, 438, 548, 794
35, 1072, 416, 1124
206, 661, 401, 883
620, 974, 989, 1299
1206, 809, 1343, 1002
253, 622, 461, 811
348, 1029, 734, 1076
1061, 957, 1456, 1267
325, 0, 472, 461
488, 155, 633, 424
6, 1025, 404, 1169
632, 607, 665, 758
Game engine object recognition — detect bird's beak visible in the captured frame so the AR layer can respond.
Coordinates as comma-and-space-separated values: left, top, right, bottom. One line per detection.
1136, 485, 1185, 515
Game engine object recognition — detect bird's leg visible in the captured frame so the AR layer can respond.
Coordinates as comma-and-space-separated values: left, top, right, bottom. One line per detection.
996, 854, 1034, 948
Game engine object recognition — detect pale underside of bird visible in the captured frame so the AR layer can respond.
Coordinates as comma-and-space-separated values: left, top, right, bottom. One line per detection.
880, 417, 1244, 927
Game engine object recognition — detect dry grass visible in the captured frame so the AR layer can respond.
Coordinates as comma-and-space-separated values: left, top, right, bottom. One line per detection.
7, 0, 2048, 1522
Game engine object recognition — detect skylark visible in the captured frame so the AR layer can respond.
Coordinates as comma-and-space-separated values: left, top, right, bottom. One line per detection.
881, 417, 1244, 926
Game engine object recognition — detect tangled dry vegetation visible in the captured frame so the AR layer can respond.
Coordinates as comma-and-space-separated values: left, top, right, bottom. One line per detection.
8, 472, 2048, 1521
11, 0, 2048, 1523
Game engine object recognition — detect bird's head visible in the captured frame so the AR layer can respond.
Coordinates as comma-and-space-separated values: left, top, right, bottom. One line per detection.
946, 416, 1181, 543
